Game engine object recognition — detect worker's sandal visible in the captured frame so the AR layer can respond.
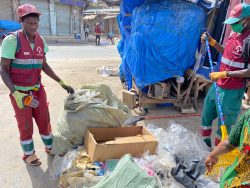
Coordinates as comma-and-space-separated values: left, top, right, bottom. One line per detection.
45, 148, 51, 154
23, 153, 42, 166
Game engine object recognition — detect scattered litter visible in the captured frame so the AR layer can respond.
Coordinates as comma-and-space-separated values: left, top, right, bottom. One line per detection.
52, 121, 218, 188
51, 146, 105, 188
196, 175, 219, 188
135, 152, 183, 188
99, 41, 110, 46
147, 121, 210, 159
145, 122, 218, 188
50, 149, 78, 180
97, 65, 119, 77
171, 156, 206, 188
91, 154, 159, 188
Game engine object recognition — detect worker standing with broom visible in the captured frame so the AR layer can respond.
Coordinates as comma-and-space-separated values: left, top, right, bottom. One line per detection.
0, 4, 74, 166
200, 3, 250, 148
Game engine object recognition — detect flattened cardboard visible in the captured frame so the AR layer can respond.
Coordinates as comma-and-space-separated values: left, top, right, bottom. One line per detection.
85, 126, 158, 162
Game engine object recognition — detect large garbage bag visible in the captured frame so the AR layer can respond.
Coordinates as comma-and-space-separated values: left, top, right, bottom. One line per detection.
51, 84, 131, 155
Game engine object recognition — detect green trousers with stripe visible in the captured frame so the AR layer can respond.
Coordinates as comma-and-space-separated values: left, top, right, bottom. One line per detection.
201, 86, 244, 147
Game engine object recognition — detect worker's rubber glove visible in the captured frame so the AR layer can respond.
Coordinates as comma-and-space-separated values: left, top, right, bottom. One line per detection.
59, 80, 75, 94
210, 71, 228, 81
12, 90, 28, 109
201, 32, 216, 46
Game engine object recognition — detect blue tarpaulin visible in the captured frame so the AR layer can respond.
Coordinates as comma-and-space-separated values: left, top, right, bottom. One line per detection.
0, 20, 21, 30
0, 20, 21, 38
118, 0, 206, 89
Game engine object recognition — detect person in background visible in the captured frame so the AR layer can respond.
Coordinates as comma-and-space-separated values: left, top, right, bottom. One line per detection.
200, 3, 250, 148
106, 31, 115, 44
0, 4, 74, 166
95, 23, 101, 46
85, 25, 89, 38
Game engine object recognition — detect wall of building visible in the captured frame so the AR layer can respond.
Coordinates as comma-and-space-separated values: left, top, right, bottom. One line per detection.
0, 0, 84, 35
83, 15, 119, 36
0, 0, 15, 20
103, 17, 119, 35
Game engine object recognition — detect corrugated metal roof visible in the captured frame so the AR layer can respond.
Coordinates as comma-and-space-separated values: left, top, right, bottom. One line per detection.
83, 15, 97, 20
103, 15, 117, 19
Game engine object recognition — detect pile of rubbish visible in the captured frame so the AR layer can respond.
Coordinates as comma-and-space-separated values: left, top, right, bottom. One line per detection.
51, 121, 219, 188
49, 84, 218, 187
51, 84, 131, 155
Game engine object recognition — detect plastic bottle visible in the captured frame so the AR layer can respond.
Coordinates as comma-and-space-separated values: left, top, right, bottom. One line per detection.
23, 95, 39, 108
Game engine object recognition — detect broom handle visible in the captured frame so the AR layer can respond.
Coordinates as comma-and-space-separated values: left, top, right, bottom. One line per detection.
205, 39, 225, 126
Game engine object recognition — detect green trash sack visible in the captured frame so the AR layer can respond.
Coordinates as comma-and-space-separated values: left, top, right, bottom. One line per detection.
51, 84, 131, 155
89, 154, 159, 188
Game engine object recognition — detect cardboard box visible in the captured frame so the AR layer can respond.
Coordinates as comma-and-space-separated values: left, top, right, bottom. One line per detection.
85, 126, 158, 162
122, 90, 137, 109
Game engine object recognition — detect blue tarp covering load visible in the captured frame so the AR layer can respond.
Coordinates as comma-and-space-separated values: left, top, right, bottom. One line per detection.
117, 0, 145, 57
119, 0, 206, 89
0, 20, 21, 38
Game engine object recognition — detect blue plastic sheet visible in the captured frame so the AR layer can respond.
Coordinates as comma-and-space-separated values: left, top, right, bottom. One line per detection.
0, 20, 21, 31
117, 0, 145, 56
119, 0, 206, 89
0, 20, 21, 38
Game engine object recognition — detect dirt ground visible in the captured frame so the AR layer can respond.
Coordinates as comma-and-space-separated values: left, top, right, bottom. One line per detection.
0, 44, 239, 188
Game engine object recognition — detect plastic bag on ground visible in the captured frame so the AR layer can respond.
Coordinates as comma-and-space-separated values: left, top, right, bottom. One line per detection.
171, 156, 206, 188
147, 121, 210, 159
145, 122, 214, 187
91, 154, 159, 188
51, 84, 131, 155
196, 175, 219, 188
135, 152, 183, 188
50, 146, 104, 188
50, 149, 78, 180
66, 173, 104, 188
97, 65, 119, 77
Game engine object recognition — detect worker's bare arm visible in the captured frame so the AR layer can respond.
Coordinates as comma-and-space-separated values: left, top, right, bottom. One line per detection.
0, 57, 15, 93
227, 69, 250, 78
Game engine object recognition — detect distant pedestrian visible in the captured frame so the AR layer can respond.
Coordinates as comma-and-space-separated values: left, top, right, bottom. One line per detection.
107, 32, 115, 45
95, 23, 101, 46
85, 25, 89, 38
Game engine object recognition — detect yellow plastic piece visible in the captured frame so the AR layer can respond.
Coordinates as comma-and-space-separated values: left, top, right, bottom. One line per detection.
23, 96, 32, 106
206, 125, 240, 179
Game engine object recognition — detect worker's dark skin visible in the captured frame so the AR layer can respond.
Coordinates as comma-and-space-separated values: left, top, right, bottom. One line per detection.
202, 17, 250, 78
0, 16, 62, 94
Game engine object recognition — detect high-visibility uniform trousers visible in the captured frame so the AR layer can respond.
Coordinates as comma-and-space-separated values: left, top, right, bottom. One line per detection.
200, 86, 244, 147
10, 86, 52, 156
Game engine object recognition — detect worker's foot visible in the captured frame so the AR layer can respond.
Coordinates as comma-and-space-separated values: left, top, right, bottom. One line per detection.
242, 99, 250, 110
45, 148, 51, 154
23, 153, 42, 166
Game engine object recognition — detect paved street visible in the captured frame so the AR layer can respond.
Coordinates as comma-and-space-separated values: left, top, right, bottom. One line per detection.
0, 44, 208, 188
